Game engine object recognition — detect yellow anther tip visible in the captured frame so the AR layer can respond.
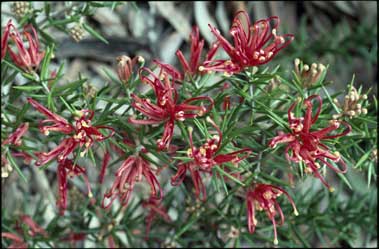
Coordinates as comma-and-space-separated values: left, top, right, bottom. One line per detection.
329, 187, 335, 193
273, 239, 278, 245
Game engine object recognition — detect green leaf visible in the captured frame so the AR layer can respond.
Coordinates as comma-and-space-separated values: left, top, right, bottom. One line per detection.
82, 23, 109, 44
13, 85, 44, 91
6, 151, 27, 183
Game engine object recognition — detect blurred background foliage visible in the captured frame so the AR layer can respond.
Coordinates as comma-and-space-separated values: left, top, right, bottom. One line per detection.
1, 1, 377, 248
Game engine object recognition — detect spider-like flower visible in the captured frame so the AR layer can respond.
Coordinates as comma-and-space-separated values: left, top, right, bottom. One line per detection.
201, 11, 294, 75
246, 184, 298, 245
268, 95, 352, 190
175, 26, 220, 77
154, 26, 219, 80
57, 159, 93, 215
2, 20, 45, 72
2, 214, 47, 248
102, 147, 162, 209
1, 20, 13, 60
142, 196, 171, 239
129, 67, 214, 150
27, 98, 114, 166
171, 117, 251, 200
2, 123, 29, 146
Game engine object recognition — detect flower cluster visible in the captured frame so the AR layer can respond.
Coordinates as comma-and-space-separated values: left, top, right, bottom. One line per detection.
129, 67, 214, 150
201, 11, 294, 75
246, 184, 298, 245
57, 159, 93, 215
1, 20, 45, 72
102, 145, 162, 209
27, 98, 114, 166
269, 95, 351, 191
171, 117, 251, 201
1, 215, 47, 248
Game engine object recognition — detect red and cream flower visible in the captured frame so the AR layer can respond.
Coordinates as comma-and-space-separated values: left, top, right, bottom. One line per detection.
246, 184, 298, 245
102, 146, 162, 209
129, 67, 214, 150
171, 117, 251, 200
27, 98, 114, 166
201, 11, 294, 75
142, 196, 171, 239
2, 214, 48, 248
2, 122, 29, 146
2, 20, 45, 72
57, 159, 93, 215
268, 95, 352, 190
175, 26, 220, 77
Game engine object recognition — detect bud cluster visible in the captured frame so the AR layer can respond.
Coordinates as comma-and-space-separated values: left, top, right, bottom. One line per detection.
12, 2, 31, 19
294, 58, 326, 88
69, 24, 86, 42
333, 84, 368, 119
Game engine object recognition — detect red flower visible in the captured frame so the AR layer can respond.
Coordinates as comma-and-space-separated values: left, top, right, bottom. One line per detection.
57, 159, 93, 215
5, 22, 45, 72
99, 150, 111, 184
2, 122, 29, 146
142, 197, 171, 239
2, 214, 47, 248
268, 95, 352, 190
201, 11, 294, 75
175, 26, 220, 77
61, 232, 86, 247
1, 19, 14, 60
102, 147, 162, 209
27, 98, 114, 166
129, 68, 214, 150
171, 117, 251, 200
1, 232, 28, 249
153, 59, 184, 81
246, 184, 298, 245
18, 215, 48, 237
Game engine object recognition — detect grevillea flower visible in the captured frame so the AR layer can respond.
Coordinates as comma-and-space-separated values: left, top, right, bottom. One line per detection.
246, 184, 298, 245
175, 26, 220, 77
142, 196, 171, 239
171, 117, 251, 200
61, 232, 86, 247
201, 11, 294, 75
129, 67, 214, 150
102, 146, 162, 209
17, 215, 48, 237
153, 59, 184, 81
1, 20, 13, 60
57, 159, 93, 215
5, 22, 45, 72
1, 232, 28, 249
27, 98, 114, 166
2, 214, 47, 248
2, 122, 29, 146
99, 150, 111, 184
268, 95, 352, 191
